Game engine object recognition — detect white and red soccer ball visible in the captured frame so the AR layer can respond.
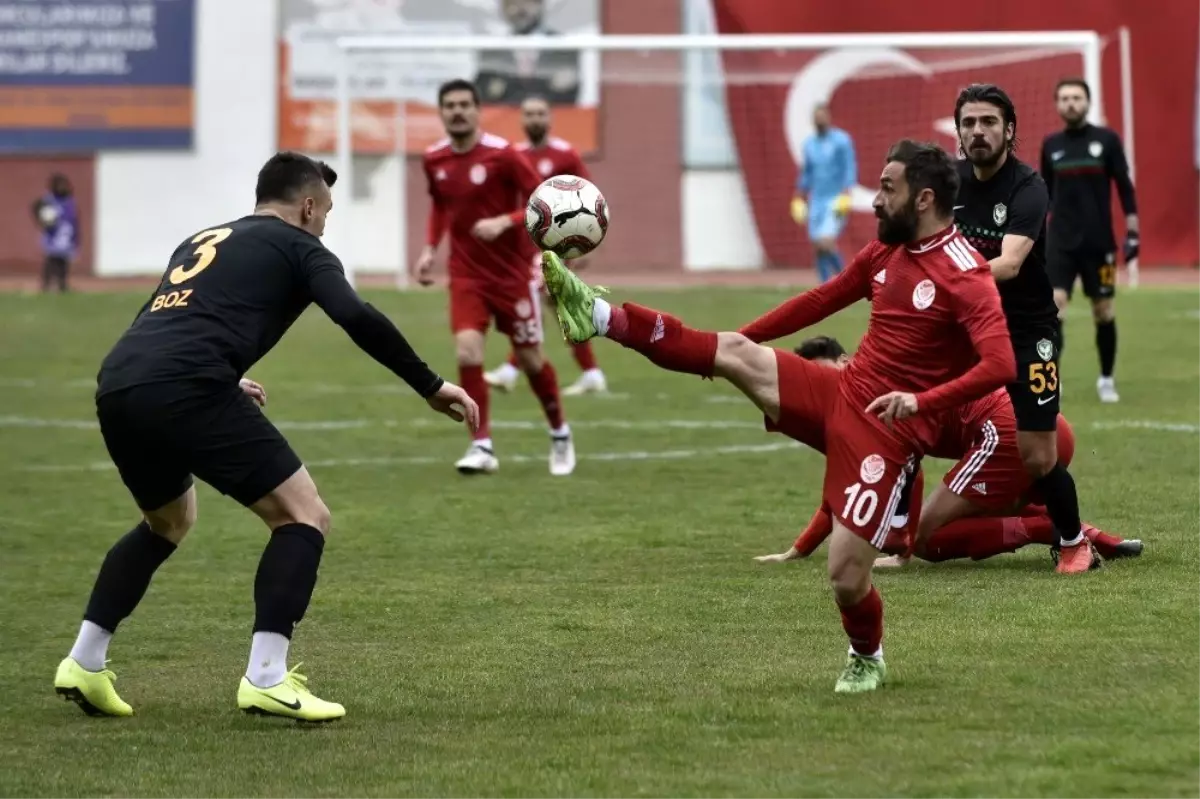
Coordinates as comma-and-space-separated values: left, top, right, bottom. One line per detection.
524, 175, 608, 259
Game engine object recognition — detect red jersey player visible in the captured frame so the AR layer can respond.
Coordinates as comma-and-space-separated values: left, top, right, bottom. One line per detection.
539, 140, 1017, 693
485, 96, 609, 397
415, 80, 575, 476
751, 337, 1140, 566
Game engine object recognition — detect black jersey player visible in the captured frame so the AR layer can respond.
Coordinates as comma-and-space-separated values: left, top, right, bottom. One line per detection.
54, 152, 478, 722
952, 84, 1100, 574
1041, 78, 1139, 403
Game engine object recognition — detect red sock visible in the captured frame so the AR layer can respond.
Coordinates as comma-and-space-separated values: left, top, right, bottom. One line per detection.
793, 504, 833, 556
459, 364, 491, 442
606, 303, 718, 377
923, 517, 1032, 562
506, 351, 518, 368
1084, 524, 1126, 558
571, 340, 598, 371
838, 585, 884, 657
527, 361, 565, 430
1021, 515, 1056, 545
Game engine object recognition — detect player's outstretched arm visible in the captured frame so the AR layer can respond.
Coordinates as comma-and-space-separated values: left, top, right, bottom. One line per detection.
738, 242, 876, 343
303, 254, 478, 431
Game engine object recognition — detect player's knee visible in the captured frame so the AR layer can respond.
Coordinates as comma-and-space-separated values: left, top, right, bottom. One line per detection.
143, 487, 197, 544
1092, 299, 1114, 323
513, 345, 544, 374
454, 330, 485, 366
1020, 447, 1056, 479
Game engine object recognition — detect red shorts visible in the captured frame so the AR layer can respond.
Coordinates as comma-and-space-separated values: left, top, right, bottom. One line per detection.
762, 349, 839, 453
944, 411, 1075, 511
822, 390, 918, 549
449, 279, 544, 347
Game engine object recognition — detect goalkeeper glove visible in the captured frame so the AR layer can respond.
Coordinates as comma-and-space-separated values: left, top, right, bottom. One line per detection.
790, 196, 808, 225
1123, 233, 1139, 262
832, 192, 852, 216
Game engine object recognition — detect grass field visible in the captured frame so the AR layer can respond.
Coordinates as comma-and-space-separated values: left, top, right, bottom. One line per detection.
1, 285, 1198, 798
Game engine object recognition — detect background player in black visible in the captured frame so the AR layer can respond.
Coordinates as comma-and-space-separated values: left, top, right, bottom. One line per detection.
54, 152, 479, 722
952, 84, 1100, 574
1041, 78, 1139, 404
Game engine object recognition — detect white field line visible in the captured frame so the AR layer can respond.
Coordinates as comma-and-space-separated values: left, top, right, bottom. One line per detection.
21, 440, 802, 474
0, 415, 766, 432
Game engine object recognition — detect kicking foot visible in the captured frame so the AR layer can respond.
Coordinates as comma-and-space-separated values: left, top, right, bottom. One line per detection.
562, 369, 608, 396
834, 654, 887, 694
549, 433, 576, 476
54, 657, 133, 717
456, 443, 499, 475
237, 665, 345, 723
1083, 523, 1143, 560
484, 363, 520, 393
540, 252, 607, 343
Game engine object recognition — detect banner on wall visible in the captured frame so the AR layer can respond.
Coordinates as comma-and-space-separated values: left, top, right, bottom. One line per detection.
0, 0, 195, 151
712, 0, 1200, 267
278, 0, 600, 155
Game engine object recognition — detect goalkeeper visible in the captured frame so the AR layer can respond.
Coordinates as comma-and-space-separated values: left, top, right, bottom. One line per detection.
791, 104, 857, 282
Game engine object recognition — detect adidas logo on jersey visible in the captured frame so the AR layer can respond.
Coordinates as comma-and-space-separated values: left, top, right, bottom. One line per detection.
970, 482, 987, 494
874, 269, 886, 284
650, 314, 665, 343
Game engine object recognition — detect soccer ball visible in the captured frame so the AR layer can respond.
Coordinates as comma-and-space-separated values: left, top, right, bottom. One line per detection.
525, 175, 608, 258
38, 203, 59, 227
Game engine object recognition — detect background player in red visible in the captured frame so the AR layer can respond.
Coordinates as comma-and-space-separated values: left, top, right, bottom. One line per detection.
485, 96, 609, 397
753, 337, 1141, 566
540, 140, 1018, 692
415, 80, 575, 477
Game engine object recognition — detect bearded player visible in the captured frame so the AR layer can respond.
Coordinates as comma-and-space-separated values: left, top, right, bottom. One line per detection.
541, 140, 1019, 693
752, 337, 1141, 566
484, 95, 609, 397
416, 80, 575, 476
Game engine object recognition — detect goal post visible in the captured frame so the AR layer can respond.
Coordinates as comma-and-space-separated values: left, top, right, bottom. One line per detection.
328, 31, 1111, 287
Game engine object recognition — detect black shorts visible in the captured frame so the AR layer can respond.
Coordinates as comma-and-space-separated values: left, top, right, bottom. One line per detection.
96, 383, 302, 511
1048, 246, 1117, 300
1005, 336, 1061, 433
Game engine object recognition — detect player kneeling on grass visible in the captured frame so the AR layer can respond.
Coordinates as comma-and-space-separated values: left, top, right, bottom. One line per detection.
54, 152, 478, 723
753, 337, 1142, 566
539, 139, 1025, 693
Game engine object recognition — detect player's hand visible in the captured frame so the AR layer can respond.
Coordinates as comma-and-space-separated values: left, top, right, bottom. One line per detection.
753, 546, 803, 563
471, 215, 513, 242
874, 554, 911, 569
414, 246, 437, 286
426, 381, 480, 432
866, 391, 918, 426
1123, 233, 1140, 262
239, 377, 267, 407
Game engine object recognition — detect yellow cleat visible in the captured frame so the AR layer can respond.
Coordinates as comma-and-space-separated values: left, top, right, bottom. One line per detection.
237, 664, 345, 723
54, 657, 134, 717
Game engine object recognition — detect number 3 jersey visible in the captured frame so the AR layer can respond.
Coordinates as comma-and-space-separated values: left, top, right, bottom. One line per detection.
98, 215, 356, 397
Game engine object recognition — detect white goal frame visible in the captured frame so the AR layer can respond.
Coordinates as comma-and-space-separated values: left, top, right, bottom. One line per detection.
331, 31, 1116, 288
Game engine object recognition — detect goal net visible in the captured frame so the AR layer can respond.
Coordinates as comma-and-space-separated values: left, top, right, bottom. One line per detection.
318, 32, 1120, 286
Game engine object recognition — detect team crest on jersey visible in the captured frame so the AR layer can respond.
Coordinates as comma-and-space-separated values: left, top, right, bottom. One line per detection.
992, 203, 1007, 226
1036, 338, 1054, 361
435, 168, 447, 181
912, 278, 936, 310
1089, 141, 1104, 158
537, 157, 553, 176
515, 298, 533, 319
860, 454, 886, 485
469, 164, 487, 185
1051, 150, 1065, 161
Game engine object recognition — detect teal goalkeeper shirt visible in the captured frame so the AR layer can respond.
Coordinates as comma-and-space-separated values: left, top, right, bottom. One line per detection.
797, 128, 857, 202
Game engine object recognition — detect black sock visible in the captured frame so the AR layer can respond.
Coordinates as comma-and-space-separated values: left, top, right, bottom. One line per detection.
253, 523, 325, 638
1096, 319, 1116, 378
83, 521, 178, 632
1033, 463, 1082, 546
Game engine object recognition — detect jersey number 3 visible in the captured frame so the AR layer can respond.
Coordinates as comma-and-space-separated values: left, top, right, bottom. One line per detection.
169, 228, 233, 285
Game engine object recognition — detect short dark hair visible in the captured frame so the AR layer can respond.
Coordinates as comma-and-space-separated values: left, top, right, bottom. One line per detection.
255, 152, 337, 205
885, 139, 960, 217
795, 335, 847, 361
1055, 78, 1091, 100
438, 79, 480, 108
954, 83, 1019, 152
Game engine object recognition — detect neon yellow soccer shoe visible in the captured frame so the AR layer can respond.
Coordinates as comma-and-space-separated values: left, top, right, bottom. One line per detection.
54, 657, 134, 717
237, 665, 345, 723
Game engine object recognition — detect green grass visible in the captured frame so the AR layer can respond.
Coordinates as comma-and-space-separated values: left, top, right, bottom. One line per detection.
0, 286, 1197, 798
